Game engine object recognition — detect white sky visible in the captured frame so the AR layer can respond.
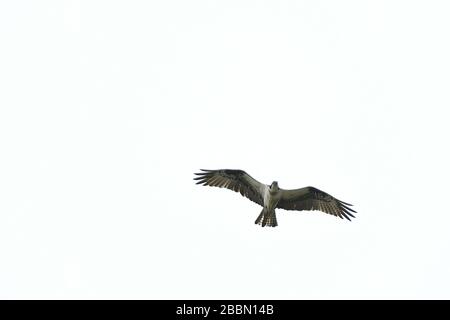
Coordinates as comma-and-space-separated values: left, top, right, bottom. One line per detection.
1, 1, 450, 299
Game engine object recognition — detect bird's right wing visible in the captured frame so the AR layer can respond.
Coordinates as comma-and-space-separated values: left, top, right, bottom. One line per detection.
194, 169, 266, 206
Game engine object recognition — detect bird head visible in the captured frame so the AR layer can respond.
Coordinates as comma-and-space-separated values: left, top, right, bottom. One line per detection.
270, 181, 279, 191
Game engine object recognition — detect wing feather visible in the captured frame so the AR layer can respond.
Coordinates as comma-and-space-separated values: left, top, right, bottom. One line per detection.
194, 169, 265, 206
277, 186, 356, 221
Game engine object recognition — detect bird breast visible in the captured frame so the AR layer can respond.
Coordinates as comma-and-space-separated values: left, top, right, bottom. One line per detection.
264, 187, 281, 209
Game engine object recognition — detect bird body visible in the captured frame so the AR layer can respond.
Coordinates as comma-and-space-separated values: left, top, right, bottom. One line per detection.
258, 182, 282, 226
194, 169, 356, 227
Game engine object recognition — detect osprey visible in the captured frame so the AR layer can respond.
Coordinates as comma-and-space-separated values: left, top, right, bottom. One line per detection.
194, 169, 356, 227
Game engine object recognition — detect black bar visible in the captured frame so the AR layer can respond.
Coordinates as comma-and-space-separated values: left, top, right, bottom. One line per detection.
0, 300, 448, 319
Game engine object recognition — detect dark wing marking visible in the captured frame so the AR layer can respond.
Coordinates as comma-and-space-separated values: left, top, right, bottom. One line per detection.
193, 169, 265, 207
277, 186, 356, 221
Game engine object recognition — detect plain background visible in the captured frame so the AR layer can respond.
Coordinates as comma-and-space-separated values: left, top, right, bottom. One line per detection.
1, 1, 449, 299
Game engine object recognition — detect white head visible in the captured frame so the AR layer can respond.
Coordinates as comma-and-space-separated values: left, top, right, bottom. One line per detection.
270, 181, 279, 191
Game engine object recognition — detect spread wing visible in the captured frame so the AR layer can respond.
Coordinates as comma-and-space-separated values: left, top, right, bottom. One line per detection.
277, 186, 356, 221
193, 169, 265, 207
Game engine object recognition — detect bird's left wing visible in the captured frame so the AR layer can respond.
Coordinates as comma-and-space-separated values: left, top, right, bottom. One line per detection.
194, 169, 265, 206
277, 186, 356, 221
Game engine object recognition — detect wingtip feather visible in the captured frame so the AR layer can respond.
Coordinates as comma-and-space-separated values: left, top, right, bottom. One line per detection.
338, 200, 353, 206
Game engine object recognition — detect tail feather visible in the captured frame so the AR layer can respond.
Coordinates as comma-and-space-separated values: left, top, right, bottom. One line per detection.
255, 210, 264, 225
255, 208, 278, 227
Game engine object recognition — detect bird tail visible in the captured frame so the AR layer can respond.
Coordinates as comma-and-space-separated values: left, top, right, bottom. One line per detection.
255, 208, 278, 227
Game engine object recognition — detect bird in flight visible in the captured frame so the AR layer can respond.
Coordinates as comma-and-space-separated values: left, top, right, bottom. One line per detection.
194, 169, 356, 227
